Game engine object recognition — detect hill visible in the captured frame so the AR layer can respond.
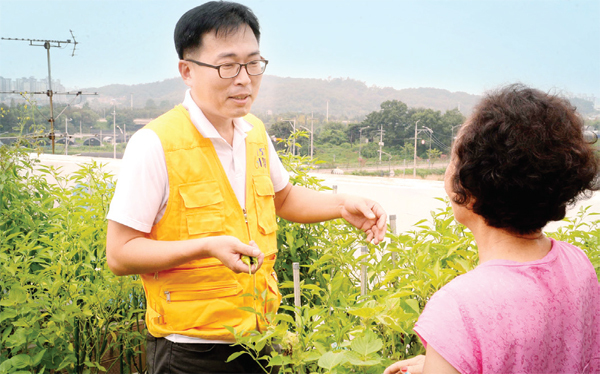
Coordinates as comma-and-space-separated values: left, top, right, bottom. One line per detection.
82, 75, 481, 121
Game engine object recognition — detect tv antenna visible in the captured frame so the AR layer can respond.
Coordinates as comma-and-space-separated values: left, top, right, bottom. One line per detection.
1, 30, 97, 154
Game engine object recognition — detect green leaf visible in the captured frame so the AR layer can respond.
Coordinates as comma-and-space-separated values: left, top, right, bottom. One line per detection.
350, 331, 383, 356
272, 313, 295, 325
317, 351, 347, 370
0, 359, 13, 372
0, 308, 18, 324
31, 348, 47, 365
346, 351, 382, 366
347, 306, 378, 319
403, 298, 421, 314
237, 306, 261, 315
302, 350, 321, 362
226, 351, 247, 363
6, 354, 31, 369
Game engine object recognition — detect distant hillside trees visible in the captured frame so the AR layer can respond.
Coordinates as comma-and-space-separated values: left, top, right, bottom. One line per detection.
267, 100, 466, 160
358, 100, 465, 158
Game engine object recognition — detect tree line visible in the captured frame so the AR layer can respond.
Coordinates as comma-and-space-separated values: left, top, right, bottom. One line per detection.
267, 100, 466, 161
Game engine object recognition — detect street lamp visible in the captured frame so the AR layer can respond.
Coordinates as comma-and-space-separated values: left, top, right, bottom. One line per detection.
358, 126, 370, 166
64, 117, 72, 155
381, 150, 393, 175
422, 126, 433, 168
413, 119, 420, 177
451, 124, 462, 145
378, 124, 385, 164
116, 125, 124, 144
282, 118, 296, 155
298, 125, 313, 160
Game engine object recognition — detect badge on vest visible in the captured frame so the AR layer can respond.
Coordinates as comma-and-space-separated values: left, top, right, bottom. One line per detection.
255, 147, 267, 169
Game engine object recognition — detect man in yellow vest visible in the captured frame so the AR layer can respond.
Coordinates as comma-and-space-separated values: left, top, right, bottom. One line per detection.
106, 2, 386, 373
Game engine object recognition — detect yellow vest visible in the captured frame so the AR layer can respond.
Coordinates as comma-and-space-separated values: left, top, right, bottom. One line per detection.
140, 105, 280, 340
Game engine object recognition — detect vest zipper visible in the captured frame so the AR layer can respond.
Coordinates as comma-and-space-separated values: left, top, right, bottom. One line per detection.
242, 208, 252, 242
164, 290, 171, 303
242, 208, 260, 332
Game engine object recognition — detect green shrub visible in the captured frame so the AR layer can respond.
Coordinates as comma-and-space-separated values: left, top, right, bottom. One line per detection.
0, 144, 145, 374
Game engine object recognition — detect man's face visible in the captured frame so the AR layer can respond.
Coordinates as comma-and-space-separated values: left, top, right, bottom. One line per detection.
179, 24, 262, 128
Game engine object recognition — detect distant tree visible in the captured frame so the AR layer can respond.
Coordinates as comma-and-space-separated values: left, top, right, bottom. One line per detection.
427, 148, 442, 167
440, 108, 465, 145
399, 141, 414, 161
268, 121, 293, 141
360, 100, 411, 148
316, 122, 347, 146
145, 99, 157, 109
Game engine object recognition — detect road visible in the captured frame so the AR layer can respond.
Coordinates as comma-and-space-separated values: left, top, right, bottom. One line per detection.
36, 154, 600, 235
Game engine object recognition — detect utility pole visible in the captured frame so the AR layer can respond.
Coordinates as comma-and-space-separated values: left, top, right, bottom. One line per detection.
113, 104, 117, 159
310, 113, 313, 159
413, 119, 420, 177
1, 32, 97, 153
64, 117, 70, 155
378, 124, 385, 164
358, 126, 370, 164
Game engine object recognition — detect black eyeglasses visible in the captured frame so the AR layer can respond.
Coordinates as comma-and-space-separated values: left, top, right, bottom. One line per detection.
185, 59, 269, 79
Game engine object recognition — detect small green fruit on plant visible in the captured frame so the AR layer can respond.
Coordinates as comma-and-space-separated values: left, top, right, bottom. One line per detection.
242, 255, 257, 275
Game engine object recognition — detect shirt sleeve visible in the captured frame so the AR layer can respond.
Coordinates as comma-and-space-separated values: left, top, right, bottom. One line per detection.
414, 287, 479, 374
266, 131, 290, 192
106, 129, 169, 233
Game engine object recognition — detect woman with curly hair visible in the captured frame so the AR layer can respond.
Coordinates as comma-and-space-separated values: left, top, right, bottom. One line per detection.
385, 84, 600, 374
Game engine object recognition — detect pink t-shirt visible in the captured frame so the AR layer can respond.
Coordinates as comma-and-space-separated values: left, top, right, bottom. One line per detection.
414, 239, 600, 374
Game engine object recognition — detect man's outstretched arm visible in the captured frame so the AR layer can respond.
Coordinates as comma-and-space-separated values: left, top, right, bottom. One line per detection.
274, 182, 387, 244
106, 220, 264, 276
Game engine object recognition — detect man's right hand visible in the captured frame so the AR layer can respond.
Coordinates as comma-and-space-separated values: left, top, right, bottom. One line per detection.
106, 220, 265, 276
207, 236, 264, 274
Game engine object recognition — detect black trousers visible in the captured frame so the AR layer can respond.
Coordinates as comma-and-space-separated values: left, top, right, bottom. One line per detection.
146, 334, 280, 374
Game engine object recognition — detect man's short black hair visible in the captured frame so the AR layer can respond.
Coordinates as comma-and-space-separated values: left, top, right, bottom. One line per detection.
174, 1, 261, 60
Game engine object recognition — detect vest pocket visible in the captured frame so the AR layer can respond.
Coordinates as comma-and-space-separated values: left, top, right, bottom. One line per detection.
160, 281, 244, 331
253, 175, 277, 234
179, 181, 225, 236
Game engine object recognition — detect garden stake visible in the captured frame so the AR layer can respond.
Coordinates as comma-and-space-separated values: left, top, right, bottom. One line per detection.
361, 246, 368, 296
293, 262, 301, 324
292, 262, 301, 308
390, 214, 398, 264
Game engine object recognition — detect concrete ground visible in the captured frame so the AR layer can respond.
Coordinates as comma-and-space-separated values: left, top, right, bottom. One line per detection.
35, 153, 600, 235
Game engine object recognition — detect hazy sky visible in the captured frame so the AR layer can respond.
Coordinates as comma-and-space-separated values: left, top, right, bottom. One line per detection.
1, 0, 599, 98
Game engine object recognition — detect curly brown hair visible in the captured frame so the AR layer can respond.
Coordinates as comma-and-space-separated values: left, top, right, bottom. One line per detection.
452, 84, 599, 234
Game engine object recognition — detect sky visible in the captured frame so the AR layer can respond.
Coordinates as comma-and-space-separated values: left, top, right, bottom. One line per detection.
0, 0, 599, 100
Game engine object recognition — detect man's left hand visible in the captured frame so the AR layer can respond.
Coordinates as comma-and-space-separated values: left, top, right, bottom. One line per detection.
340, 197, 387, 244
